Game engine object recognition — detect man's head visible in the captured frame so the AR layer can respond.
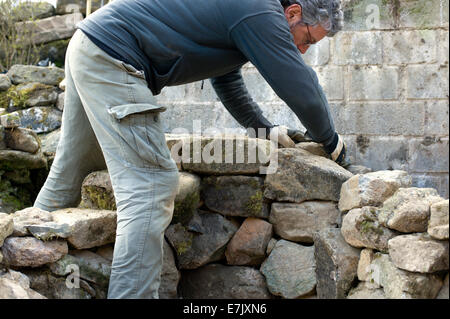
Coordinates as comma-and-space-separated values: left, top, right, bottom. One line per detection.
280, 0, 343, 54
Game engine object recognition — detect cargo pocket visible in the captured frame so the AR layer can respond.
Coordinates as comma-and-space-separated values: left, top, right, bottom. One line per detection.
107, 104, 175, 170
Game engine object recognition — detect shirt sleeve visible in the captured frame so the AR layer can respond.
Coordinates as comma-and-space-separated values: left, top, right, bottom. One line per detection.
228, 11, 336, 144
210, 68, 274, 135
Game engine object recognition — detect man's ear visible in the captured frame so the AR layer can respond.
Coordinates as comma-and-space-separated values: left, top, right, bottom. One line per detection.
284, 4, 303, 23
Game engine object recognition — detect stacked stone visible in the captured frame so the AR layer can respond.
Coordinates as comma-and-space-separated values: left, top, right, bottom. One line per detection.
338, 171, 449, 299
0, 65, 66, 213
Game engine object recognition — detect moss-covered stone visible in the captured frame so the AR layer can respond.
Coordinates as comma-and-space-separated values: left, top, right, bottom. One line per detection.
173, 190, 200, 225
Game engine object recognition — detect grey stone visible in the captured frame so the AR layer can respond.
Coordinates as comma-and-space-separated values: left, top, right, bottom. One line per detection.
347, 282, 386, 299
341, 0, 396, 31
437, 274, 449, 299
15, 13, 83, 45
7, 65, 65, 86
388, 233, 449, 273
341, 206, 398, 252
27, 222, 72, 241
225, 217, 273, 266
94, 244, 114, 262
425, 100, 449, 136
7, 82, 58, 110
0, 112, 21, 128
159, 239, 180, 299
1, 237, 68, 267
165, 211, 238, 269
411, 174, 449, 204
313, 228, 361, 299
56, 92, 64, 111
335, 31, 383, 65
79, 170, 116, 211
398, 0, 442, 28
367, 252, 443, 299
0, 149, 47, 170
264, 148, 353, 203
15, 106, 62, 134
314, 66, 345, 100
180, 134, 274, 175
428, 200, 449, 240
0, 213, 13, 247
68, 250, 111, 288
270, 201, 341, 243
408, 137, 449, 173
339, 170, 412, 212
260, 240, 316, 299
0, 74, 11, 91
202, 175, 268, 218
378, 187, 444, 233
407, 65, 449, 99
11, 207, 54, 236
39, 128, 60, 159
180, 263, 271, 299
4, 127, 40, 153
49, 208, 117, 249
0, 269, 46, 299
172, 172, 201, 225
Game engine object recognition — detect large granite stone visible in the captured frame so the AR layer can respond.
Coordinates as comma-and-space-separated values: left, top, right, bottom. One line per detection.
260, 239, 316, 299
179, 263, 271, 299
388, 233, 449, 273
378, 187, 444, 233
264, 148, 353, 203
339, 170, 412, 212
270, 201, 341, 243
341, 206, 398, 252
225, 217, 273, 266
7, 65, 65, 86
202, 175, 269, 218
1, 237, 68, 267
313, 228, 361, 299
165, 211, 238, 269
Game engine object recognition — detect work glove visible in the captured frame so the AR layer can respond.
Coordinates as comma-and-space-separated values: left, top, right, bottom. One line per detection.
267, 125, 312, 148
323, 133, 351, 168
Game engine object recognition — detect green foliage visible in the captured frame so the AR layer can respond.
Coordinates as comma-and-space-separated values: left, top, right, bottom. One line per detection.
0, 0, 42, 72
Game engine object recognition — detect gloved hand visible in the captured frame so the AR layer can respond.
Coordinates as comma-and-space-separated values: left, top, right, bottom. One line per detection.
267, 125, 313, 148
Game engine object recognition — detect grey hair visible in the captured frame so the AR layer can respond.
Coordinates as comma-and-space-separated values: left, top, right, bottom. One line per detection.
280, 0, 344, 36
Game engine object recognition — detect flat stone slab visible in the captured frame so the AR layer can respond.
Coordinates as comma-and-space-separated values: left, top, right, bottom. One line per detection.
341, 206, 398, 252
270, 201, 341, 243
388, 233, 449, 273
378, 187, 444, 233
313, 228, 361, 299
179, 263, 271, 299
339, 170, 412, 212
264, 148, 353, 203
260, 239, 316, 299
202, 175, 269, 218
11, 207, 54, 236
7, 65, 65, 86
1, 236, 68, 267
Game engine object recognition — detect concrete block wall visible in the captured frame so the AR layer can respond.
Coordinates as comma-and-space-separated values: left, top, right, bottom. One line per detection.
155, 0, 449, 198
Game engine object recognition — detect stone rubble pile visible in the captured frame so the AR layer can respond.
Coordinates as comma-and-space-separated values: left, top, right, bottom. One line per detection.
0, 133, 448, 299
1, 64, 65, 213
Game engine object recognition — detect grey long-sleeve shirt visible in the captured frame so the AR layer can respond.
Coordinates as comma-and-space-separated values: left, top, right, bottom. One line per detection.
77, 0, 336, 144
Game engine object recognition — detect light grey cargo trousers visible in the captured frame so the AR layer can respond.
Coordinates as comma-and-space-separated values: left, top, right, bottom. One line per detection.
34, 30, 180, 299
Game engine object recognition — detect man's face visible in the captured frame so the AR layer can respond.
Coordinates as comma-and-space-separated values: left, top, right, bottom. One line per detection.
284, 4, 328, 54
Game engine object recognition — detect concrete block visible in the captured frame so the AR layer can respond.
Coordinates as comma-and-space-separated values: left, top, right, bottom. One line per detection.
398, 0, 441, 28
407, 65, 449, 99
302, 37, 330, 66
354, 136, 410, 171
383, 30, 437, 65
439, 30, 449, 65
330, 103, 425, 136
408, 137, 449, 173
349, 66, 399, 100
314, 66, 345, 100
335, 31, 383, 65
425, 100, 449, 135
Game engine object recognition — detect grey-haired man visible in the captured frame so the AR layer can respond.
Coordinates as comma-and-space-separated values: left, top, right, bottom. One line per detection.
35, 0, 346, 298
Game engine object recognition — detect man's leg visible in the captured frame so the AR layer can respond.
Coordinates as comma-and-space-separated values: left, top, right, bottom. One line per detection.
34, 36, 106, 211
67, 30, 180, 298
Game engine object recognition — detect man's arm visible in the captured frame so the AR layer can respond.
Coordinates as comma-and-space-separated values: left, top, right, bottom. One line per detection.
210, 68, 274, 135
228, 11, 336, 146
